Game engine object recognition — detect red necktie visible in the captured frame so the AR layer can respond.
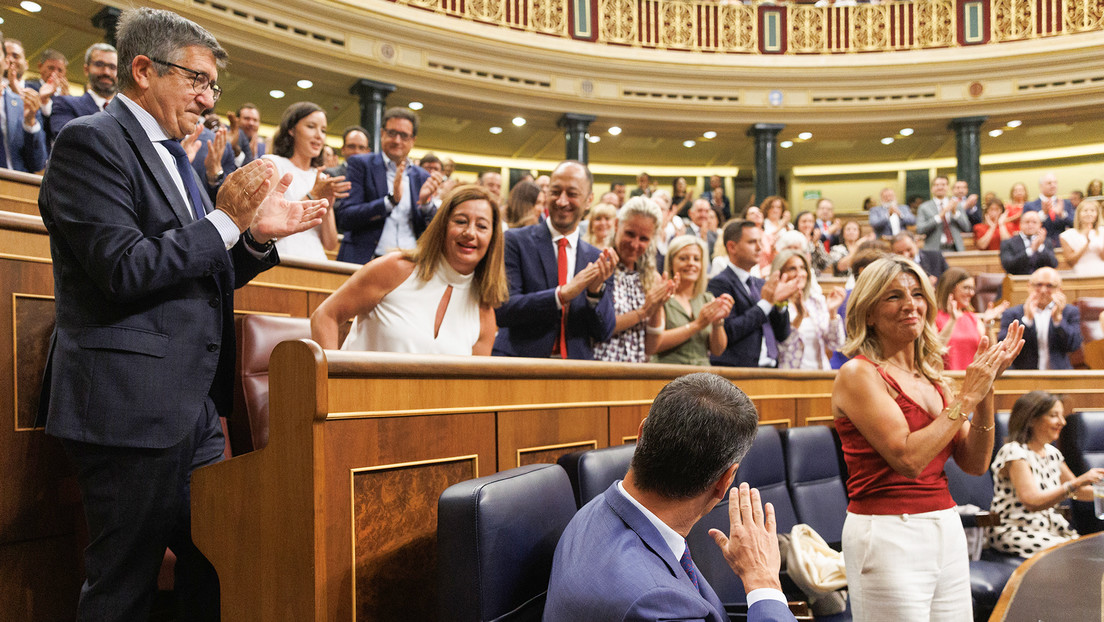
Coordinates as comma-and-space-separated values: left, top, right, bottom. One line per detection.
941, 201, 954, 246
1046, 197, 1055, 221
554, 237, 569, 359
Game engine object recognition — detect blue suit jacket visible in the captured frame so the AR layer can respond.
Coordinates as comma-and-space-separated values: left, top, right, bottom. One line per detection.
3, 87, 47, 173
868, 204, 916, 238
191, 126, 238, 202
544, 483, 795, 622
37, 97, 275, 449
492, 223, 615, 360
236, 128, 264, 165
999, 304, 1081, 371
1023, 197, 1074, 245
707, 266, 790, 367
47, 91, 100, 143
336, 152, 434, 264
999, 234, 1058, 275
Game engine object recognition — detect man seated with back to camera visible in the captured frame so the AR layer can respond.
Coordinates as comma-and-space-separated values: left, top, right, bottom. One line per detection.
544, 372, 797, 622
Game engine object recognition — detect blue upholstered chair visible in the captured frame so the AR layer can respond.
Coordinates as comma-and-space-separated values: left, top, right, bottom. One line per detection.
556, 443, 635, 508
437, 464, 577, 622
781, 425, 848, 547
1058, 410, 1104, 535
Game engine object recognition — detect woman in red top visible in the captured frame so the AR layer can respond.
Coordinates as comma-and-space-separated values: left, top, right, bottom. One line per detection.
832, 256, 1024, 622
972, 197, 1014, 251
934, 268, 1009, 370
1004, 182, 1028, 234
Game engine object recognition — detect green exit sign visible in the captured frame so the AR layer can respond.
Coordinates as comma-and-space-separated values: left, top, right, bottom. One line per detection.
803, 190, 821, 200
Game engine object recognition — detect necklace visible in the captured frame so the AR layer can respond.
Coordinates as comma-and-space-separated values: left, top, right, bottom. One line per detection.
883, 359, 922, 378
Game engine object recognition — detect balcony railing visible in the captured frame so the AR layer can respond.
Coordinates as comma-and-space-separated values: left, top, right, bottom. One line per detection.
389, 0, 1104, 53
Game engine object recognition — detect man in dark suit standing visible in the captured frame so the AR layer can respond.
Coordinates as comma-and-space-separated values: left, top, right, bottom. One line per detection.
37, 8, 327, 620
708, 220, 798, 367
891, 231, 949, 284
336, 107, 443, 263
1000, 210, 1058, 275
227, 102, 264, 166
323, 125, 370, 179
493, 160, 617, 359
1023, 172, 1074, 246
998, 267, 1081, 370
0, 34, 46, 174
545, 373, 797, 622
47, 43, 117, 143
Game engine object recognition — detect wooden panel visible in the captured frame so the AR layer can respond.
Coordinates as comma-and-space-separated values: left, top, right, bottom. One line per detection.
0, 533, 83, 621
14, 295, 54, 429
497, 407, 609, 471
1002, 273, 1104, 306
0, 171, 43, 217
0, 212, 50, 261
610, 404, 648, 445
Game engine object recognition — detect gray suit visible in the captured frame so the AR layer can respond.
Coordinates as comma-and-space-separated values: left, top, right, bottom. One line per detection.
916, 198, 971, 251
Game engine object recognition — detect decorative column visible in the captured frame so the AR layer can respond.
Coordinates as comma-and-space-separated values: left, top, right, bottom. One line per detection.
91, 7, 122, 46
950, 116, 988, 196
747, 123, 785, 201
350, 79, 396, 153
559, 113, 596, 164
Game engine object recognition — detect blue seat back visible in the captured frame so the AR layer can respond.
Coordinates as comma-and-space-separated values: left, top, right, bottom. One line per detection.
782, 425, 848, 545
557, 444, 635, 508
437, 464, 577, 622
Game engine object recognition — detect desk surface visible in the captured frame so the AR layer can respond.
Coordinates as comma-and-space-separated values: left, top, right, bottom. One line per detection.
992, 531, 1104, 621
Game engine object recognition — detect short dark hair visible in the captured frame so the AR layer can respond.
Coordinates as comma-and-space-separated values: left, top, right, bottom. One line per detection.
383, 107, 418, 136
238, 102, 258, 115
933, 175, 950, 186
41, 48, 68, 65
1008, 391, 1062, 445
723, 219, 757, 246
419, 152, 441, 167
631, 373, 759, 499
271, 101, 325, 168
611, 182, 625, 191
116, 8, 227, 93
342, 125, 368, 144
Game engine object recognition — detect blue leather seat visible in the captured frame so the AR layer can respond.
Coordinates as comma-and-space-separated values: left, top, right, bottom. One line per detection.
1058, 410, 1104, 535
557, 443, 635, 508
437, 464, 577, 622
994, 410, 1011, 452
782, 425, 848, 547
943, 457, 1022, 622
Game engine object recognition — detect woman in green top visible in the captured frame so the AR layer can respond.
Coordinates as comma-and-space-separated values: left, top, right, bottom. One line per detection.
652, 235, 734, 365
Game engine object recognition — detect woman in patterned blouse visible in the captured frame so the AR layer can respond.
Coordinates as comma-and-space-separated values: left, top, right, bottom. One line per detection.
592, 197, 675, 363
989, 391, 1104, 557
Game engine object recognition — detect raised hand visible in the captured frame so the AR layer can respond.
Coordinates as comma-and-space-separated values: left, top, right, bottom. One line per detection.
312, 170, 350, 204
249, 171, 328, 242
708, 484, 783, 593
203, 126, 227, 180
181, 122, 204, 162
418, 171, 445, 205
826, 287, 846, 315
392, 160, 406, 204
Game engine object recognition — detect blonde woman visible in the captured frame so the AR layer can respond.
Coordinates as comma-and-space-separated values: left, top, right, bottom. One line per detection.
773, 249, 845, 370
583, 202, 617, 250
653, 235, 733, 365
1059, 199, 1104, 276
832, 256, 1024, 621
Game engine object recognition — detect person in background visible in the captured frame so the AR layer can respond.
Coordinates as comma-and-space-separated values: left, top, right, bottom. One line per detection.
1023, 173, 1073, 246
829, 220, 871, 277
774, 249, 845, 370
833, 256, 1024, 621
504, 179, 542, 229
868, 187, 916, 239
999, 267, 1081, 371
1058, 199, 1104, 276
631, 172, 653, 198
592, 197, 674, 363
814, 198, 842, 249
672, 176, 692, 217
828, 247, 888, 369
1000, 210, 1058, 276
700, 174, 732, 220
761, 195, 791, 241
263, 101, 347, 260
972, 197, 1013, 252
989, 391, 1104, 558
934, 268, 1009, 371
583, 202, 617, 250
1086, 179, 1103, 198
312, 184, 505, 354
891, 231, 948, 284
1070, 190, 1084, 211
793, 210, 831, 274
653, 235, 733, 366
1004, 182, 1028, 234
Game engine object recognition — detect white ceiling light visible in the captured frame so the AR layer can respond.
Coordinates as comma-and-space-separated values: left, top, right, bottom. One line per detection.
408, 102, 424, 110
703, 131, 717, 139
780, 140, 794, 148
268, 89, 285, 99
20, 1, 42, 12
798, 132, 813, 140
512, 117, 526, 127
489, 126, 503, 134
608, 126, 622, 136
296, 79, 313, 89
1006, 120, 1022, 128
989, 129, 1004, 137
880, 137, 895, 145
0, 17, 6, 24
899, 128, 914, 136
587, 135, 601, 143
683, 140, 696, 148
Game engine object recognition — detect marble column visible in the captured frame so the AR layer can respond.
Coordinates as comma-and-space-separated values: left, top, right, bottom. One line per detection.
350, 79, 396, 153
559, 113, 596, 164
747, 123, 785, 202
950, 116, 988, 196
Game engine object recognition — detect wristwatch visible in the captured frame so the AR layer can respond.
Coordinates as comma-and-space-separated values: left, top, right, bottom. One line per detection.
243, 228, 275, 254
386, 193, 397, 206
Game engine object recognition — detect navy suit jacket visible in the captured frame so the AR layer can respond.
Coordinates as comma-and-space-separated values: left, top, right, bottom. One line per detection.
3, 86, 47, 173
336, 152, 434, 264
707, 266, 790, 367
492, 223, 615, 359
916, 249, 949, 281
999, 235, 1058, 275
47, 91, 100, 143
999, 304, 1081, 371
37, 97, 275, 449
1023, 197, 1074, 245
191, 126, 238, 202
544, 483, 795, 622
236, 128, 264, 165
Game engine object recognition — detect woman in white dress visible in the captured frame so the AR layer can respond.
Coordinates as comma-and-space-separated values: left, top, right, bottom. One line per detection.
263, 102, 348, 260
1059, 199, 1104, 276
774, 249, 846, 370
310, 184, 507, 355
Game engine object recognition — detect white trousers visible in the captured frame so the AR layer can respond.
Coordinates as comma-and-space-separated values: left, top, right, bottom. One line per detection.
842, 509, 972, 622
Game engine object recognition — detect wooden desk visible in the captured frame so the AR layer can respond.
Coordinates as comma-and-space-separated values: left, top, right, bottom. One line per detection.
990, 532, 1104, 621
1002, 273, 1104, 306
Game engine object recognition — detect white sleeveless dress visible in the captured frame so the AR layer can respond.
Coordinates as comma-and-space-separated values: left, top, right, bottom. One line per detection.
340, 262, 481, 355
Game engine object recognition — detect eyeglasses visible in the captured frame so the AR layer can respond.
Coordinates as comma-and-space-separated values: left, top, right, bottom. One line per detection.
383, 128, 413, 141
147, 57, 222, 103
1028, 282, 1058, 290
89, 60, 117, 71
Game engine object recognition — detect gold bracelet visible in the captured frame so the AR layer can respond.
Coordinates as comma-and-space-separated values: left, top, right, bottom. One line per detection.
971, 420, 995, 432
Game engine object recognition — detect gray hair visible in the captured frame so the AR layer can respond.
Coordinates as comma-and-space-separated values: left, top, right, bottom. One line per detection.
116, 8, 227, 92
84, 42, 117, 66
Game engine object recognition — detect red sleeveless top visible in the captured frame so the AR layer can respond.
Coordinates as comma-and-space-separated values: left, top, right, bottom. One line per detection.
835, 355, 957, 515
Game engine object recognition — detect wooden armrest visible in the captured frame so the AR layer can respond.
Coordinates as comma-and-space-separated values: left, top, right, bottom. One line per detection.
974, 510, 1001, 528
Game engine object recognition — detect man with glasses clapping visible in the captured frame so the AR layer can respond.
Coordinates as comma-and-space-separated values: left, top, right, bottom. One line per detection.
999, 267, 1081, 370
